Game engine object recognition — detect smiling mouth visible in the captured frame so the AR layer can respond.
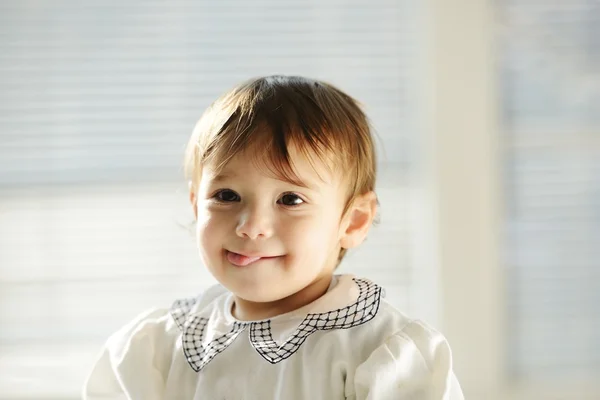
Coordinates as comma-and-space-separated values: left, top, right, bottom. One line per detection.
225, 250, 280, 267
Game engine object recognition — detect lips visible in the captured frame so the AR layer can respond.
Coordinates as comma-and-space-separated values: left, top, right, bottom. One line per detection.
225, 250, 279, 267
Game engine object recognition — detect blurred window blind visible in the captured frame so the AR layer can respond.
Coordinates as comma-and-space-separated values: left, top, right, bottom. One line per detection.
0, 1, 423, 398
500, 0, 600, 380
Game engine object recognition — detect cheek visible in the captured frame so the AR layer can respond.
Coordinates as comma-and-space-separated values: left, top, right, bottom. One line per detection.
282, 212, 341, 252
196, 210, 230, 251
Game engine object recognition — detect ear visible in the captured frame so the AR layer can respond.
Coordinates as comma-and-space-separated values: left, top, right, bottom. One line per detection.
189, 180, 198, 220
339, 191, 378, 249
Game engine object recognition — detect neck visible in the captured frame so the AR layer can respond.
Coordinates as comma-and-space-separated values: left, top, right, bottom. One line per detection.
232, 275, 333, 321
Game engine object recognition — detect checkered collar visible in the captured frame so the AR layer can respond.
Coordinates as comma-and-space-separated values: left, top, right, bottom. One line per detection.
170, 275, 383, 372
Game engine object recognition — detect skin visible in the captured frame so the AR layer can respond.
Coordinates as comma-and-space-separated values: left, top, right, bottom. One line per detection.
189, 145, 377, 321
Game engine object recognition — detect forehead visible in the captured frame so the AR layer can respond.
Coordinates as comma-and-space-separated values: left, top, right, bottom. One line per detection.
203, 146, 339, 189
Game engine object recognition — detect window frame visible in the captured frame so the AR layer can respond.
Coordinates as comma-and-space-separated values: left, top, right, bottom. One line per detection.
424, 0, 600, 398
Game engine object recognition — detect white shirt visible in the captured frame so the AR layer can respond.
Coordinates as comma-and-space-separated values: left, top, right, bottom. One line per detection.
83, 275, 464, 399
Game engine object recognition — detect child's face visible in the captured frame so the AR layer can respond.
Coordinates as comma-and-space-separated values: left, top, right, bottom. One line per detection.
192, 146, 355, 304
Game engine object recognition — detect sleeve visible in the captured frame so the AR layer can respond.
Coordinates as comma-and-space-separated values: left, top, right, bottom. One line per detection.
350, 320, 464, 400
82, 308, 178, 400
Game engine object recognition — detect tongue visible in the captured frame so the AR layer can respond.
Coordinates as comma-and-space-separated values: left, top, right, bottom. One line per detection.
227, 251, 261, 267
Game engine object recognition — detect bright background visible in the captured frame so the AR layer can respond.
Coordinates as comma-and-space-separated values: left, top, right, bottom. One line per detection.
0, 0, 598, 398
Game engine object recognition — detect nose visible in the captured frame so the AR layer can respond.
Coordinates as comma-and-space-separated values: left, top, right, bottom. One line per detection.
235, 205, 274, 240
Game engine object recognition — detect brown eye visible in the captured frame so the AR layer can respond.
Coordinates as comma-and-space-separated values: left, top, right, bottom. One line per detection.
215, 190, 240, 202
278, 193, 304, 206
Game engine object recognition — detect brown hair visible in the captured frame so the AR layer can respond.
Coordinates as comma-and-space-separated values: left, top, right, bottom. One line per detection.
184, 75, 377, 261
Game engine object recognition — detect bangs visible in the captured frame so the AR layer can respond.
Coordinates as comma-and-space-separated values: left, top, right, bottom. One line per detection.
195, 76, 362, 187
203, 122, 337, 188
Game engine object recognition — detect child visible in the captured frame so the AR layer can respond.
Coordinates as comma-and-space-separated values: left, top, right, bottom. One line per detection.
83, 76, 464, 399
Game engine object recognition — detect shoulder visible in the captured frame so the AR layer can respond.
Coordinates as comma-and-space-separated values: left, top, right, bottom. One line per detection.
84, 282, 230, 398
318, 275, 448, 361
350, 276, 452, 363
99, 282, 229, 363
350, 317, 464, 399
342, 276, 464, 399
368, 298, 445, 348
365, 304, 453, 370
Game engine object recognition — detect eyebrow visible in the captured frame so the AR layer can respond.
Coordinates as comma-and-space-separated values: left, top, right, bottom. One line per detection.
208, 170, 317, 190
211, 172, 234, 183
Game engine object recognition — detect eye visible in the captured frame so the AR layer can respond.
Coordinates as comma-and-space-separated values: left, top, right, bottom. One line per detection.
278, 193, 304, 207
213, 189, 240, 203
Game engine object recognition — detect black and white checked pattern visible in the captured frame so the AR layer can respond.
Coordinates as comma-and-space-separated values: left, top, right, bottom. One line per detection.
171, 297, 199, 330
250, 278, 381, 363
171, 278, 382, 371
182, 316, 248, 372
